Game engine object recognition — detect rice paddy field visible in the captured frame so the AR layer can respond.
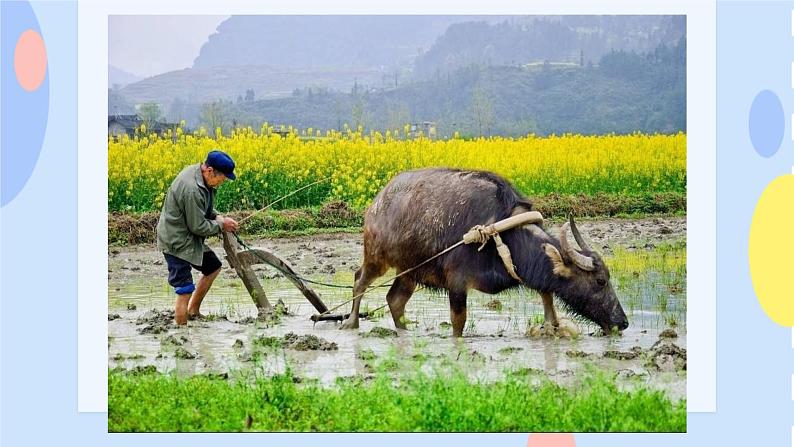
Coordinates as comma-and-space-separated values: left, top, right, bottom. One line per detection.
108, 130, 686, 432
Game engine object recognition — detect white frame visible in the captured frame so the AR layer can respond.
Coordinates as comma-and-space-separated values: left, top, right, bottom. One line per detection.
78, 0, 716, 413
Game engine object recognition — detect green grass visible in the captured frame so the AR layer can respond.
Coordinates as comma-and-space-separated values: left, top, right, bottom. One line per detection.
108, 368, 686, 432
607, 241, 687, 322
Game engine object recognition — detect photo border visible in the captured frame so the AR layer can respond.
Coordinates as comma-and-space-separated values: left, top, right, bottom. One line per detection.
78, 0, 715, 415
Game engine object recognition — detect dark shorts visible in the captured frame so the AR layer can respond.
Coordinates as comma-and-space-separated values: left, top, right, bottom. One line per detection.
164, 250, 222, 294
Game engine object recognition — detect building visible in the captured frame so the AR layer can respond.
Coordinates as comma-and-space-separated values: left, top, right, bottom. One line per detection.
108, 114, 177, 137
409, 121, 437, 139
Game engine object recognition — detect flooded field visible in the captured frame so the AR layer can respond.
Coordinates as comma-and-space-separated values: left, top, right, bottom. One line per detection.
109, 216, 687, 402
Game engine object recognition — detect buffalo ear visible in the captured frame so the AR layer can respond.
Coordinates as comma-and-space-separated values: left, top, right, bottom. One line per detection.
543, 243, 573, 278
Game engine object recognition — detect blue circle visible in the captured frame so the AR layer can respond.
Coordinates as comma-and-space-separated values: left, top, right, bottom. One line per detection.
748, 90, 785, 158
1, 1, 50, 207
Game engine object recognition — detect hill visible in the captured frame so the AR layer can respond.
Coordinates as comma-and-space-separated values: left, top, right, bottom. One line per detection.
116, 65, 384, 105
223, 42, 686, 137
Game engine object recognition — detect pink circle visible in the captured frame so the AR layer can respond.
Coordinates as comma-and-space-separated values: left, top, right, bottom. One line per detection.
527, 434, 576, 447
14, 29, 47, 92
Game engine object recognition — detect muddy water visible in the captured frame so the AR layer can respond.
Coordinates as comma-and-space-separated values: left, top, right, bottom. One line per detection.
109, 216, 687, 401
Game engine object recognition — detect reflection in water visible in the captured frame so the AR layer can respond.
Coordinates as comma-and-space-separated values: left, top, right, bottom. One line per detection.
109, 273, 686, 401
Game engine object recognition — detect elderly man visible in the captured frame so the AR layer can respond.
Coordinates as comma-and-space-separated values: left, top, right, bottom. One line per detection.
156, 150, 239, 325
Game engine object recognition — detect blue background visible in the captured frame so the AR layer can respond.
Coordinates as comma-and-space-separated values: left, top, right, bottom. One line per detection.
2, 1, 793, 445
1, 0, 49, 206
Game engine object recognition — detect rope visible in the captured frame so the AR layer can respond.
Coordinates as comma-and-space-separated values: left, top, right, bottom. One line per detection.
312, 240, 466, 318
237, 176, 334, 225
463, 224, 523, 283
464, 224, 500, 251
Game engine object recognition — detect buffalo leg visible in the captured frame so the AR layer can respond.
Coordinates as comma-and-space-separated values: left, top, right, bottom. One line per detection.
340, 261, 387, 330
448, 289, 468, 337
386, 275, 416, 329
540, 292, 559, 327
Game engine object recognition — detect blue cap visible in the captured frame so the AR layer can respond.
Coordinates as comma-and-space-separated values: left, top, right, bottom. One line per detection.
205, 150, 236, 180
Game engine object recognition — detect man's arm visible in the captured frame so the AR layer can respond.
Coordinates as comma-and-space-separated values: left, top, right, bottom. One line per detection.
184, 191, 222, 237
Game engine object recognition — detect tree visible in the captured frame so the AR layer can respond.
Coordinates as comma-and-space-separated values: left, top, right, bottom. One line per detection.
470, 86, 494, 137
386, 100, 411, 131
245, 88, 255, 102
137, 102, 162, 127
108, 88, 135, 115
168, 97, 187, 123
200, 100, 228, 133
351, 96, 369, 131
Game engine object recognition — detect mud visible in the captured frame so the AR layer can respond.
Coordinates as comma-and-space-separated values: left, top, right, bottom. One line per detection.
363, 327, 399, 338
565, 350, 593, 359
108, 216, 685, 286
577, 217, 686, 253
282, 333, 338, 351
135, 309, 176, 335
648, 338, 687, 372
485, 299, 503, 311
163, 334, 188, 347
603, 347, 643, 361
174, 347, 197, 359
526, 322, 581, 339
317, 201, 358, 227
250, 332, 338, 351
108, 215, 687, 401
659, 328, 679, 339
568, 336, 684, 370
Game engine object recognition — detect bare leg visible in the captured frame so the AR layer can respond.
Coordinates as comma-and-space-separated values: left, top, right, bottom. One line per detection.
188, 268, 221, 319
341, 262, 387, 330
386, 275, 416, 329
448, 289, 468, 338
540, 292, 559, 327
175, 294, 190, 325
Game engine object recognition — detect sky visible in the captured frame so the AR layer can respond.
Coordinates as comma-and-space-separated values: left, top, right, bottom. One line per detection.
108, 15, 228, 78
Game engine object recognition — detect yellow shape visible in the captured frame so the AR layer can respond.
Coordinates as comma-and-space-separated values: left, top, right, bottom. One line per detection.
749, 174, 794, 326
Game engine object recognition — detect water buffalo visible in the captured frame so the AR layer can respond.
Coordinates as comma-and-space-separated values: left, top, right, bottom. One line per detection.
340, 168, 629, 337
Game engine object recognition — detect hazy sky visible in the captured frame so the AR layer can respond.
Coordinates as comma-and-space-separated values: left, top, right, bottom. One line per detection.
109, 15, 228, 78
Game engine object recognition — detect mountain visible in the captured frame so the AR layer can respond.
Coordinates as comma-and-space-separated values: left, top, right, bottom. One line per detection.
116, 64, 385, 105
192, 15, 510, 72
109, 15, 686, 137
114, 16, 510, 107
108, 65, 142, 88
414, 15, 685, 79
217, 40, 686, 137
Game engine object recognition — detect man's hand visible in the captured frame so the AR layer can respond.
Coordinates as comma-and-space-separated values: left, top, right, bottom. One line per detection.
216, 216, 239, 233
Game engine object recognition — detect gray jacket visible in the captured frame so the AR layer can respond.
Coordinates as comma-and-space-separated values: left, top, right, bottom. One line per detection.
156, 164, 221, 265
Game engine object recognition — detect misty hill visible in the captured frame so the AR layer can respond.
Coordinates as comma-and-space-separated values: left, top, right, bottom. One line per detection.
109, 65, 142, 88
114, 15, 685, 111
109, 16, 685, 137
414, 15, 685, 79
116, 64, 386, 105
209, 41, 685, 137
192, 15, 510, 71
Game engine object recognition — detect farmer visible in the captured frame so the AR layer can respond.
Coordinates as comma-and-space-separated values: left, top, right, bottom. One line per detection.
156, 150, 239, 325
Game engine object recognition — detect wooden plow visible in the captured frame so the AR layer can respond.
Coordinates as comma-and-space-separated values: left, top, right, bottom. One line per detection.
220, 231, 329, 318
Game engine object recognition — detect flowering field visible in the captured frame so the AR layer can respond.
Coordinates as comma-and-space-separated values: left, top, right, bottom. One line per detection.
108, 127, 686, 213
